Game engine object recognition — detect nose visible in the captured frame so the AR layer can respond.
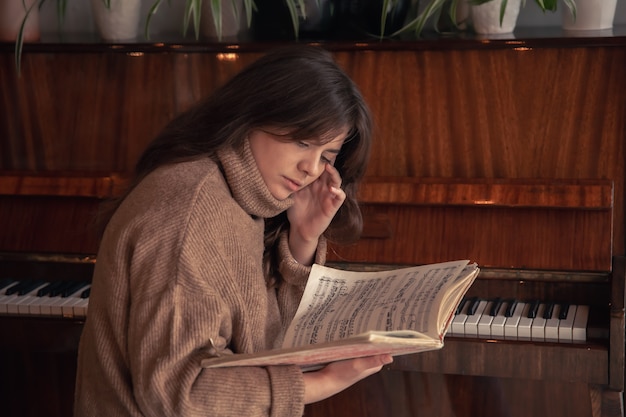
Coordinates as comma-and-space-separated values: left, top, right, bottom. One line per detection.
298, 154, 323, 178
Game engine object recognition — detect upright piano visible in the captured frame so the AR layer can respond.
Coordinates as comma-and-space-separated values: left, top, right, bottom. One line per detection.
1, 28, 625, 417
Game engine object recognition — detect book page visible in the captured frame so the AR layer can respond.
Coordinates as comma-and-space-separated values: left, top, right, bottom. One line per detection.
282, 260, 472, 349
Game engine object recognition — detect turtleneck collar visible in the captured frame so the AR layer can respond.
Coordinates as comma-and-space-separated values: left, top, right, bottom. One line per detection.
217, 139, 293, 218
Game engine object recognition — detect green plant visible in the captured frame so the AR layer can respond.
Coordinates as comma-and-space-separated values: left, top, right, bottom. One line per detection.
379, 0, 410, 38
145, 0, 306, 41
393, 0, 577, 37
469, 0, 576, 26
145, 0, 253, 41
283, 0, 307, 39
15, 0, 69, 74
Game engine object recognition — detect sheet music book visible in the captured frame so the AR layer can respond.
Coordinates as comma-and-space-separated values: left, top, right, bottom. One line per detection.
201, 260, 479, 370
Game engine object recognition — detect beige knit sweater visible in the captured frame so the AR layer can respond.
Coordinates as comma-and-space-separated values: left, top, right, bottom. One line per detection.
74, 141, 326, 417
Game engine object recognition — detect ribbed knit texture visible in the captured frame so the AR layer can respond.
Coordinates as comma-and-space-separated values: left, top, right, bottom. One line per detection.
74, 141, 325, 417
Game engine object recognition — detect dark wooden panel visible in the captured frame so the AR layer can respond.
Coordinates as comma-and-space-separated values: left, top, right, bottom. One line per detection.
330, 205, 612, 270
329, 178, 614, 271
0, 173, 124, 197
305, 370, 602, 417
391, 339, 608, 384
1, 45, 624, 255
0, 195, 102, 253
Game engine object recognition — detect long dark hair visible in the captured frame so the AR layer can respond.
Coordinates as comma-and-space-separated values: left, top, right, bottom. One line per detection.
102, 45, 373, 281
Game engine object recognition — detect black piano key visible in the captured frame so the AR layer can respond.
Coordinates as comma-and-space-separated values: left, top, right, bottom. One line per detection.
558, 303, 570, 320
455, 298, 468, 315
527, 300, 540, 318
18, 280, 47, 295
489, 298, 503, 316
80, 288, 90, 299
466, 297, 480, 315
504, 299, 518, 317
0, 278, 17, 291
5, 280, 27, 295
37, 281, 64, 297
6, 280, 45, 296
61, 281, 89, 297
50, 281, 76, 297
543, 302, 555, 319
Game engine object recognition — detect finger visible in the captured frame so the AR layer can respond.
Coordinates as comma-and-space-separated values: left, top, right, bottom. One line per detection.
329, 186, 346, 202
324, 164, 342, 188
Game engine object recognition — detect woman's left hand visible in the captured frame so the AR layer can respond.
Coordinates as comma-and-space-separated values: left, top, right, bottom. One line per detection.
287, 164, 345, 264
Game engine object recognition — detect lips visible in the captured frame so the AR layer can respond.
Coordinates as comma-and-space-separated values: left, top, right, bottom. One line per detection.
284, 176, 302, 192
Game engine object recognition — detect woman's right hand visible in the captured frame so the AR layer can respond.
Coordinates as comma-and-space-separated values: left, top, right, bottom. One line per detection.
302, 354, 393, 404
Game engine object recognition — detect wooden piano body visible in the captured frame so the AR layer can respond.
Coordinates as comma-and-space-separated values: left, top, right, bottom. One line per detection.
1, 29, 625, 417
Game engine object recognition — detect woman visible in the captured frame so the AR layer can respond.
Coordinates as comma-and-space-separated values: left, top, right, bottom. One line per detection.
74, 45, 391, 417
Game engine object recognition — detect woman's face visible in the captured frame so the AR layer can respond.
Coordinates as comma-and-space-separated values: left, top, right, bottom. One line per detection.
248, 127, 348, 200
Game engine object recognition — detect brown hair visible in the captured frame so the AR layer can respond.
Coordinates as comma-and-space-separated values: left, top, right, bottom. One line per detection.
102, 45, 373, 282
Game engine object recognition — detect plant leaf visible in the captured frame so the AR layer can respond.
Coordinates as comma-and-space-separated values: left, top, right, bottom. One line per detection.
390, 0, 448, 38
145, 0, 163, 40
211, 0, 222, 41
562, 0, 576, 19
15, 0, 43, 76
499, 0, 507, 25
284, 0, 301, 39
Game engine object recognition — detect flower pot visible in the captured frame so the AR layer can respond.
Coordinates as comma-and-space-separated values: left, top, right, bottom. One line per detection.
0, 0, 40, 42
91, 0, 142, 41
562, 0, 617, 31
471, 0, 521, 35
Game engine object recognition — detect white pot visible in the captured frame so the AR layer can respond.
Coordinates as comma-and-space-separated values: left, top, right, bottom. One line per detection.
91, 0, 142, 41
471, 0, 521, 35
201, 0, 249, 41
562, 0, 617, 31
0, 0, 39, 42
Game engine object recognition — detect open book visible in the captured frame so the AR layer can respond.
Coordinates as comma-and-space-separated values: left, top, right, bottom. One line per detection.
201, 260, 479, 370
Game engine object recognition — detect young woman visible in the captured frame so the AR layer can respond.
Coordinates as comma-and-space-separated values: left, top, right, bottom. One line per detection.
74, 45, 391, 417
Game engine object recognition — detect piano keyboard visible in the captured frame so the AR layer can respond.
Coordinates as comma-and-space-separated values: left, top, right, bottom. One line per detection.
0, 280, 593, 343
449, 297, 590, 343
0, 279, 90, 319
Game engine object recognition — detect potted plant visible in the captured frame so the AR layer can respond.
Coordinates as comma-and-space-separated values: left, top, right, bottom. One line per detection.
146, 0, 305, 42
393, 0, 577, 37
468, 0, 577, 34
146, 0, 254, 41
328, 0, 412, 39
91, 0, 143, 41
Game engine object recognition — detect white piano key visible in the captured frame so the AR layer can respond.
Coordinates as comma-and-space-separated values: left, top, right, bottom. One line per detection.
504, 302, 525, 340
531, 304, 547, 341
61, 286, 91, 318
0, 290, 18, 314
41, 282, 88, 317
18, 293, 48, 315
450, 300, 471, 336
73, 295, 89, 318
4, 282, 49, 314
39, 293, 68, 316
0, 281, 26, 313
464, 300, 488, 337
477, 301, 496, 337
558, 305, 577, 343
490, 301, 509, 338
517, 304, 533, 340
544, 304, 561, 342
572, 305, 589, 342
16, 281, 58, 315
